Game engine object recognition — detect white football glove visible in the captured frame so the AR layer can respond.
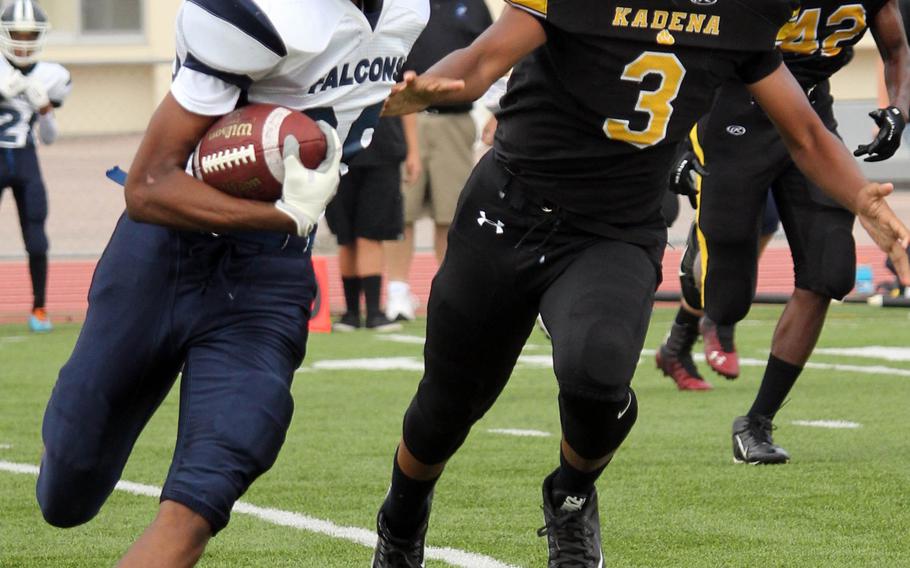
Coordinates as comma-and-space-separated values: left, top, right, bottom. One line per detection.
275, 121, 342, 237
24, 77, 49, 111
0, 69, 28, 100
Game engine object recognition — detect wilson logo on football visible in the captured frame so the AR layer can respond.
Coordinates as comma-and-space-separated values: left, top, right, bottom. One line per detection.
726, 125, 747, 136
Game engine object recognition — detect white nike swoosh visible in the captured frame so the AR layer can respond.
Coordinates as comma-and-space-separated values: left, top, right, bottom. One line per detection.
617, 393, 633, 420
735, 435, 748, 459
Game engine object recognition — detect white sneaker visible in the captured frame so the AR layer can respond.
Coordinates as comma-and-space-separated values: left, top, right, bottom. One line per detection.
386, 282, 418, 321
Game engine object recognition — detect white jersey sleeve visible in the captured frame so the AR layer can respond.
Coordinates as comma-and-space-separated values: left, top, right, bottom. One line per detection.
44, 63, 71, 108
171, 0, 287, 116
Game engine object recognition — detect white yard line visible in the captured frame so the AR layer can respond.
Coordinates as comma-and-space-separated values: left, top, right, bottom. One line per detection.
639, 349, 910, 378
299, 348, 910, 377
0, 336, 26, 344
373, 334, 426, 345
487, 429, 552, 438
0, 443, 12, 450
791, 420, 862, 429
813, 346, 910, 362
0, 461, 519, 568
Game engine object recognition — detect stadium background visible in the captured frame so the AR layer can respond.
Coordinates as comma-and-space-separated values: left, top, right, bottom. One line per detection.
0, 0, 907, 322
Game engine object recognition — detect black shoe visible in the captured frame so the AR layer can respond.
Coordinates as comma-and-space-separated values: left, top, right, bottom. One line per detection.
366, 313, 403, 332
373, 510, 426, 568
732, 415, 791, 465
537, 472, 603, 568
332, 312, 362, 332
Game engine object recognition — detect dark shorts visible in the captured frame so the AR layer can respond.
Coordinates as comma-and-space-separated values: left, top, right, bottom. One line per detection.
37, 215, 315, 533
324, 163, 403, 245
694, 80, 856, 319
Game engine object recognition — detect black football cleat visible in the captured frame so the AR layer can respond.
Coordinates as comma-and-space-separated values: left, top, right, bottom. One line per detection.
538, 472, 604, 568
373, 510, 426, 568
732, 415, 791, 465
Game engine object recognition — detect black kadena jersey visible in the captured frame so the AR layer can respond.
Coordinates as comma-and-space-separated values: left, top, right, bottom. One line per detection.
494, 0, 796, 234
778, 0, 889, 88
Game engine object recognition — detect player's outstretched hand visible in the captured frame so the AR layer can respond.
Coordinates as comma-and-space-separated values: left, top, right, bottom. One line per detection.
854, 107, 905, 163
668, 149, 708, 209
856, 182, 910, 285
275, 121, 342, 237
382, 71, 465, 116
0, 69, 28, 100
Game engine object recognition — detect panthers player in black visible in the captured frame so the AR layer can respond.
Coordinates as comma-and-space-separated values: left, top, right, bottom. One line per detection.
657, 0, 910, 465
372, 2, 910, 566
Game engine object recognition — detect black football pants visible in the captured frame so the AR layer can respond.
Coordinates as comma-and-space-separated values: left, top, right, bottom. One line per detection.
693, 80, 856, 325
401, 153, 662, 464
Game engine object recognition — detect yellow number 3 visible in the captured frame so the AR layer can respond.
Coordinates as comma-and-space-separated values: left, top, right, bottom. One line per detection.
604, 52, 687, 149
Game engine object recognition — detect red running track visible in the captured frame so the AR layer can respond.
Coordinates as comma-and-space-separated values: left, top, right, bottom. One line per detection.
0, 246, 896, 324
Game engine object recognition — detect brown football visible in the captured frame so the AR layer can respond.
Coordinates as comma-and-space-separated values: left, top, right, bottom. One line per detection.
192, 104, 327, 201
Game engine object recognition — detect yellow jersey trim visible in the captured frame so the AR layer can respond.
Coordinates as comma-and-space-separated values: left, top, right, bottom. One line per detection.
506, 0, 548, 18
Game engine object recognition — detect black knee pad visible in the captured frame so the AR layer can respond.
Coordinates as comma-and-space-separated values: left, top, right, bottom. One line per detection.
558, 386, 638, 461
401, 388, 475, 465
680, 224, 702, 310
797, 227, 856, 300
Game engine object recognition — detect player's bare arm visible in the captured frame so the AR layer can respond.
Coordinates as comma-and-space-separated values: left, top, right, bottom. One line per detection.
383, 5, 546, 115
125, 94, 297, 234
874, 0, 910, 113
854, 0, 910, 161
749, 64, 910, 283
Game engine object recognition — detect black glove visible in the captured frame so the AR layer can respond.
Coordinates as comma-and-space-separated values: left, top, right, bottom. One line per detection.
668, 149, 708, 209
854, 106, 905, 162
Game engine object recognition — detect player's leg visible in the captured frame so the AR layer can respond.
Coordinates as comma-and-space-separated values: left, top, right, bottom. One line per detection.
325, 168, 364, 330
733, 178, 854, 465
355, 163, 404, 331
657, 221, 712, 390
536, 238, 658, 566
385, 115, 430, 321
733, 84, 855, 464
695, 94, 788, 379
37, 215, 183, 527
120, 239, 314, 566
426, 112, 475, 264
10, 154, 52, 331
375, 154, 538, 566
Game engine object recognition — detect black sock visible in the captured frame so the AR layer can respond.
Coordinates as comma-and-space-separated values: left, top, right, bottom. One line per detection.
550, 450, 606, 509
748, 355, 803, 419
341, 276, 362, 316
29, 253, 47, 310
362, 275, 382, 318
675, 307, 699, 329
381, 450, 438, 538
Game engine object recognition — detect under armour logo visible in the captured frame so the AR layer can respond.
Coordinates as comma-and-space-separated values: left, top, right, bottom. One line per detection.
477, 210, 505, 234
708, 351, 727, 365
560, 496, 587, 513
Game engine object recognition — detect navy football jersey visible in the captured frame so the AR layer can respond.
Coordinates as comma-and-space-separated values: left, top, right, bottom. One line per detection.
494, 0, 796, 234
778, 0, 889, 88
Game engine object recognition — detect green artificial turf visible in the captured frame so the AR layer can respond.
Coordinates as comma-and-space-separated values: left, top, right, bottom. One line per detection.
0, 305, 908, 566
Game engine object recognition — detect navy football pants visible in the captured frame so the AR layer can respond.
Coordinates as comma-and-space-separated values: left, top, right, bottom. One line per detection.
37, 214, 315, 533
0, 146, 49, 256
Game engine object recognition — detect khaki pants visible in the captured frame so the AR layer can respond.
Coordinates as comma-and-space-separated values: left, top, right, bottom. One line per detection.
403, 112, 476, 224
